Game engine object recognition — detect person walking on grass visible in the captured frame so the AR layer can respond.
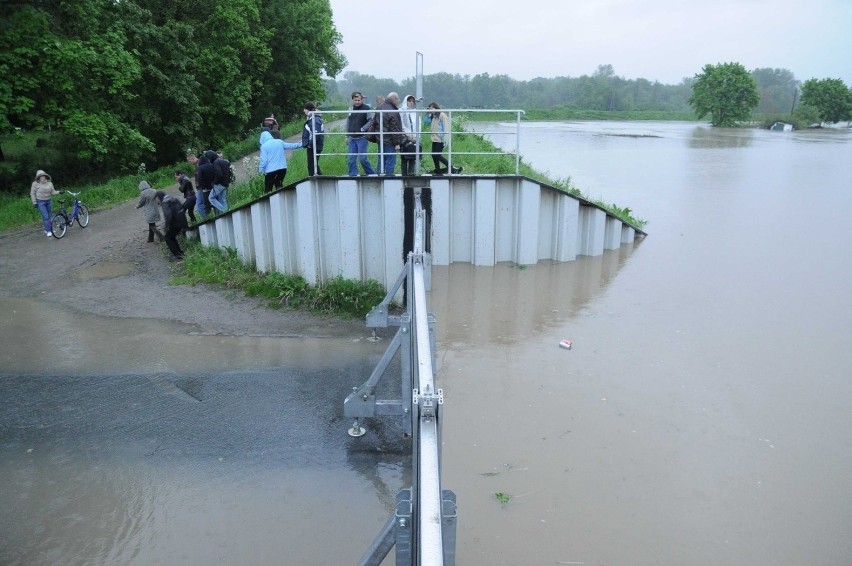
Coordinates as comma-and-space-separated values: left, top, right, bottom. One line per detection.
175, 170, 196, 223
154, 191, 187, 261
30, 170, 62, 237
136, 180, 164, 243
210, 150, 231, 213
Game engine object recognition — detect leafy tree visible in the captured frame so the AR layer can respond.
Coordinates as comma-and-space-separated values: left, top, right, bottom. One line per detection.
256, 0, 345, 123
689, 62, 759, 126
799, 78, 852, 124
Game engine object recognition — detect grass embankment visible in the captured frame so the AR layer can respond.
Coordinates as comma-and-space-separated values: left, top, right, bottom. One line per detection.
1, 117, 648, 317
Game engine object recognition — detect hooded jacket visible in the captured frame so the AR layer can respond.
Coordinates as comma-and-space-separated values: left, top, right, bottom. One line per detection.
159, 193, 188, 230
30, 170, 59, 204
302, 114, 324, 152
258, 130, 303, 174
136, 180, 160, 224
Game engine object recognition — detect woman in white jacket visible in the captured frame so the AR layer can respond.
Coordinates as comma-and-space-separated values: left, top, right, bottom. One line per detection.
30, 170, 62, 237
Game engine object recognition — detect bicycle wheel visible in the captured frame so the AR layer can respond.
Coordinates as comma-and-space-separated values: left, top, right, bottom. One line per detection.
76, 204, 90, 227
51, 213, 67, 238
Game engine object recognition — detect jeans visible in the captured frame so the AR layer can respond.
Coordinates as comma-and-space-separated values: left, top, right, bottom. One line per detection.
209, 184, 228, 212
196, 189, 210, 217
347, 137, 376, 175
36, 199, 52, 232
379, 143, 397, 176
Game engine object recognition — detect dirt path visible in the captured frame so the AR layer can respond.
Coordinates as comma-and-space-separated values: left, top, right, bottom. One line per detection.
0, 183, 366, 341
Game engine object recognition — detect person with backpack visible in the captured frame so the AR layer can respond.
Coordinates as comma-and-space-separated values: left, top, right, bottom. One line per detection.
302, 102, 324, 176
210, 150, 231, 213
154, 190, 188, 261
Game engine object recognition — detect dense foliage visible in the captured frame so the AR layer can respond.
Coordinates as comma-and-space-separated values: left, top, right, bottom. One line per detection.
688, 63, 760, 127
799, 78, 852, 124
0, 0, 344, 184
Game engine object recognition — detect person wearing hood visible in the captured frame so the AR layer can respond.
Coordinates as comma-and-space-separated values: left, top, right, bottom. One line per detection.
136, 181, 164, 243
258, 130, 304, 192
301, 102, 324, 176
400, 94, 420, 176
154, 190, 188, 261
30, 170, 63, 237
194, 154, 215, 217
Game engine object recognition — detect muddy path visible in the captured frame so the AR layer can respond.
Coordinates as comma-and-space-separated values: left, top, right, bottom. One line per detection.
0, 179, 369, 370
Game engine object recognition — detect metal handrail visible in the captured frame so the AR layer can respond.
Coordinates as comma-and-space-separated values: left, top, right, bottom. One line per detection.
305, 108, 525, 175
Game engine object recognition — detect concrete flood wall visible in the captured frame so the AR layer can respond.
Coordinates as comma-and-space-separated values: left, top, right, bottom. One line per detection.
196, 176, 643, 289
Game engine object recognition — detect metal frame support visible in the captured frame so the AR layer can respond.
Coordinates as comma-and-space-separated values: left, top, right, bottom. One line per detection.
347, 191, 455, 565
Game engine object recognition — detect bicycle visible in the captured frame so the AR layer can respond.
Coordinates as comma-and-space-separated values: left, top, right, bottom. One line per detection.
50, 191, 90, 239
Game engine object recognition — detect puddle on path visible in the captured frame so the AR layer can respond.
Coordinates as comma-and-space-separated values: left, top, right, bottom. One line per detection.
73, 262, 136, 281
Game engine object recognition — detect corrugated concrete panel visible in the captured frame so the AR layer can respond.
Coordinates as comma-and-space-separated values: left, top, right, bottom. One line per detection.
474, 179, 497, 266
517, 179, 541, 265
295, 182, 319, 285
555, 193, 580, 261
232, 209, 254, 265
494, 179, 517, 263
430, 179, 451, 266
270, 190, 298, 274
578, 206, 606, 257
251, 201, 273, 273
604, 216, 623, 251
192, 176, 643, 287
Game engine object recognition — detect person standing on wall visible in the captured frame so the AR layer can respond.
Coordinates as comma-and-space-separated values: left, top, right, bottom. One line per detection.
345, 91, 377, 176
400, 94, 420, 176
30, 170, 62, 237
377, 92, 403, 176
302, 102, 324, 176
425, 102, 462, 175
175, 170, 196, 223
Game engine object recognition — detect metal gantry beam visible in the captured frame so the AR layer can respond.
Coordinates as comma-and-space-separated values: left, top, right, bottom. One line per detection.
348, 190, 455, 566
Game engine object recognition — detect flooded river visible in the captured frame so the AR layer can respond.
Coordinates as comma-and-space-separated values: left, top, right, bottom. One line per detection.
2, 121, 851, 565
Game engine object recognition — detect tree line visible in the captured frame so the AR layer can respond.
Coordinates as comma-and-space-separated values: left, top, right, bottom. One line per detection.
323, 64, 828, 118
1, 0, 345, 182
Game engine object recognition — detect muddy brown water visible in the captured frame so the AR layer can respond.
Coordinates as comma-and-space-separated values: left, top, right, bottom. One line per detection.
2, 121, 852, 565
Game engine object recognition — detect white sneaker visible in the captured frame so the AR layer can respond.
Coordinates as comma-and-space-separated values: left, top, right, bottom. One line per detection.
45, 231, 52, 237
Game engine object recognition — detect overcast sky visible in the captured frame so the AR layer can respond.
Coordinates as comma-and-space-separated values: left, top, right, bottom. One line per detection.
328, 0, 852, 86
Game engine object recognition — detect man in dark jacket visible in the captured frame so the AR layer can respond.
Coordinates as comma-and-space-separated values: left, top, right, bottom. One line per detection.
194, 154, 215, 218
377, 92, 404, 176
302, 102, 324, 176
345, 91, 377, 176
210, 151, 231, 213
155, 191, 188, 261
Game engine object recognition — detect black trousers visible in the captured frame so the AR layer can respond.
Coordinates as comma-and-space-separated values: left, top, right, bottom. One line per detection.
182, 195, 196, 223
164, 227, 183, 258
307, 147, 322, 176
264, 169, 287, 192
430, 141, 447, 173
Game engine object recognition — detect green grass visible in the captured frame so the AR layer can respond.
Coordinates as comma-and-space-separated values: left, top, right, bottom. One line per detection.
171, 240, 386, 318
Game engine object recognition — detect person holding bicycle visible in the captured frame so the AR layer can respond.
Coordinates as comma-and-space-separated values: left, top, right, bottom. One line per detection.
30, 170, 63, 237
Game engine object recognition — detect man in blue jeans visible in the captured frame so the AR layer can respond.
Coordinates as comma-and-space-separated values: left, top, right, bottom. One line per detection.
346, 91, 377, 176
210, 150, 231, 213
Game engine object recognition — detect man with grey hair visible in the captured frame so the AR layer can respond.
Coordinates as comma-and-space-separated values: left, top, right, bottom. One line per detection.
376, 92, 403, 176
